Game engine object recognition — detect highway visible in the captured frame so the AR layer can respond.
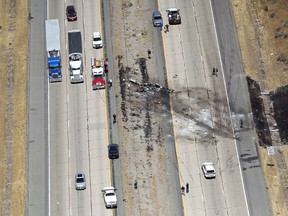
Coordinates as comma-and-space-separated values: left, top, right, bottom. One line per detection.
48, 0, 112, 215
27, 0, 271, 215
28, 0, 48, 215
159, 0, 271, 215
159, 0, 248, 215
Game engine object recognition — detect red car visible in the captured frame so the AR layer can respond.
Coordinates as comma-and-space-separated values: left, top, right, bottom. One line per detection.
66, 5, 77, 21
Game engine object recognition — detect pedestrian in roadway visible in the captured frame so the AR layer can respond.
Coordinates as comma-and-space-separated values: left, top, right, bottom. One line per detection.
212, 67, 218, 77
181, 186, 185, 195
165, 24, 169, 32
240, 119, 244, 128
134, 179, 138, 189
186, 183, 189, 193
113, 114, 117, 124
108, 79, 112, 88
147, 49, 151, 59
159, 22, 163, 31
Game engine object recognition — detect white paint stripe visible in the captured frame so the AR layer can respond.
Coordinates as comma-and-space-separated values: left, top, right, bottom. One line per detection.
47, 0, 51, 214
209, 1, 250, 215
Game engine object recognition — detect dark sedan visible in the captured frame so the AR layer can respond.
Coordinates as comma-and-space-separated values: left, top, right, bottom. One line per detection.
66, 5, 77, 21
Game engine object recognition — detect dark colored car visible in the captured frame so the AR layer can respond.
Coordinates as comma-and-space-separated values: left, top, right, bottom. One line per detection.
108, 144, 119, 159
66, 5, 77, 21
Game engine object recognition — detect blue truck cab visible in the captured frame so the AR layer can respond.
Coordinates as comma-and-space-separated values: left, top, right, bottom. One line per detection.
48, 50, 62, 81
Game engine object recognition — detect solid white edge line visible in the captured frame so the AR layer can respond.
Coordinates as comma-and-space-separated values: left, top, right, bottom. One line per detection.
208, 1, 250, 215
47, 1, 50, 216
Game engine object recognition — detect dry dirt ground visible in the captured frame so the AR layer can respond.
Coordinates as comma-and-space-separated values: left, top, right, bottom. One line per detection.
0, 0, 28, 215
111, 0, 176, 215
232, 0, 288, 215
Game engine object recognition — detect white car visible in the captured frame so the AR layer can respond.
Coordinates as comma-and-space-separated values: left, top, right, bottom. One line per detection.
75, 172, 86, 190
201, 162, 216, 178
92, 32, 103, 49
102, 187, 117, 208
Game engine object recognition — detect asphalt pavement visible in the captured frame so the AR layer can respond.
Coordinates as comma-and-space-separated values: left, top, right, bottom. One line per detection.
212, 0, 271, 215
27, 0, 48, 215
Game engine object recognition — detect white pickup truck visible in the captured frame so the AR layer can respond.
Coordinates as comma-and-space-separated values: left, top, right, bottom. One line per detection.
101, 187, 117, 209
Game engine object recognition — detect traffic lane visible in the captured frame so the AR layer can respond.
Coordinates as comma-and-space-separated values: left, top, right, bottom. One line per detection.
102, 0, 126, 214
28, 0, 48, 213
67, 84, 91, 216
48, 1, 85, 215
48, 0, 91, 215
215, 134, 248, 216
86, 90, 112, 216
48, 0, 70, 213
160, 0, 248, 215
212, 0, 271, 215
176, 134, 227, 215
49, 83, 69, 215
83, 0, 112, 214
48, 0, 64, 20
82, 0, 103, 43
65, 0, 84, 32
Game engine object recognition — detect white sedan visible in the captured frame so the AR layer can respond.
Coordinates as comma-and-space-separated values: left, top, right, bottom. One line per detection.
201, 162, 216, 179
92, 32, 103, 49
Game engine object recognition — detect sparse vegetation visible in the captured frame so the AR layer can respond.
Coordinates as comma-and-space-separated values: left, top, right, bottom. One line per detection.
232, 0, 288, 214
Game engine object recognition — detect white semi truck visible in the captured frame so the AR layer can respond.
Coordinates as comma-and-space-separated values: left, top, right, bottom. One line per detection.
68, 30, 84, 83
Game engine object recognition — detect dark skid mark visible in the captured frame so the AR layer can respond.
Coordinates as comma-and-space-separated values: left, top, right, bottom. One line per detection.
247, 77, 272, 147
136, 58, 149, 83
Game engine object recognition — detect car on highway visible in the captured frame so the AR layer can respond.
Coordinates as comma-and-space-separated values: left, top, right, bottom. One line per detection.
102, 187, 117, 208
201, 162, 216, 179
166, 8, 181, 25
66, 5, 77, 21
152, 10, 163, 27
108, 143, 119, 159
75, 172, 86, 190
92, 32, 103, 49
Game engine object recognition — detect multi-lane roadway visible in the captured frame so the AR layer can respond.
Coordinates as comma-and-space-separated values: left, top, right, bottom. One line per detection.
28, 0, 271, 215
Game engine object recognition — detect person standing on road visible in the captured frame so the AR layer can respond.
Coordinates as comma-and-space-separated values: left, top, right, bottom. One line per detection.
165, 24, 169, 32
147, 49, 151, 59
113, 114, 117, 124
134, 180, 138, 189
159, 22, 163, 31
108, 79, 112, 88
212, 67, 218, 77
186, 183, 189, 193
181, 186, 185, 195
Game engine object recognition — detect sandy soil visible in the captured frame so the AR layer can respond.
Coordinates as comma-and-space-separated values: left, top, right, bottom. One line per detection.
232, 0, 288, 215
111, 0, 174, 214
0, 0, 28, 215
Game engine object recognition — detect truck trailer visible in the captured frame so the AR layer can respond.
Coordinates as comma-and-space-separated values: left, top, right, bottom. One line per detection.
68, 30, 84, 83
45, 19, 62, 82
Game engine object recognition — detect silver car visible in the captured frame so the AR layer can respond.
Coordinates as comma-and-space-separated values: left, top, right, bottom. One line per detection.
75, 172, 86, 190
201, 162, 216, 179
152, 10, 163, 27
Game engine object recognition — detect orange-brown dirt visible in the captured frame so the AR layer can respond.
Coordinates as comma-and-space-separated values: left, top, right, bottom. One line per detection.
0, 0, 28, 215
